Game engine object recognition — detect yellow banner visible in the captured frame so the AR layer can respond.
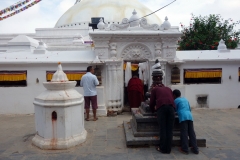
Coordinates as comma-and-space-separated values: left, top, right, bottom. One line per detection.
123, 63, 139, 71
185, 71, 222, 78
0, 73, 26, 81
47, 73, 85, 81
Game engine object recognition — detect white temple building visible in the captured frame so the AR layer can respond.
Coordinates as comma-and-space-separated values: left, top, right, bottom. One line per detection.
0, 0, 240, 115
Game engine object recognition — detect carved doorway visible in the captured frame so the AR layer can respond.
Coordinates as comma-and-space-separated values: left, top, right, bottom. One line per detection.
123, 60, 149, 111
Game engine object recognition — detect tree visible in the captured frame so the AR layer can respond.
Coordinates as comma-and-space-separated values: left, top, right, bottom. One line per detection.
178, 14, 240, 50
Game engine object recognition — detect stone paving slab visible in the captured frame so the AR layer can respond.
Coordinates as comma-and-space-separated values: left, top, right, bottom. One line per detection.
0, 109, 240, 160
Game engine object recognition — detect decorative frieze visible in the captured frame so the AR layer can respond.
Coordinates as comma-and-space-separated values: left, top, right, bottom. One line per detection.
121, 43, 152, 60
112, 37, 160, 42
161, 37, 179, 48
140, 18, 161, 31
94, 41, 109, 47
109, 18, 130, 31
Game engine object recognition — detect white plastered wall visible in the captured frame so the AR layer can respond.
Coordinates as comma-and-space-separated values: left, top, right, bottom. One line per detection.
0, 63, 106, 115
169, 61, 240, 109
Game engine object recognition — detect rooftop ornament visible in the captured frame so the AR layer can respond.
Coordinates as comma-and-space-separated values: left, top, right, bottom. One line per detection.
129, 9, 140, 27
217, 39, 230, 52
33, 41, 47, 54
161, 16, 171, 30
97, 18, 108, 30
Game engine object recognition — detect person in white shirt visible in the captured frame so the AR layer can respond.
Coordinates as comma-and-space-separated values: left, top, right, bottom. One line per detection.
80, 66, 99, 121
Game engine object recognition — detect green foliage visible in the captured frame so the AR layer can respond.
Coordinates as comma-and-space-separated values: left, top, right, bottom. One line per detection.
178, 14, 240, 50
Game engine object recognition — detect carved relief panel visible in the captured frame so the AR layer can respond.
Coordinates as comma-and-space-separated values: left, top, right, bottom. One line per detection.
163, 48, 176, 59
93, 38, 111, 60
161, 37, 178, 60
120, 43, 152, 60
95, 48, 108, 59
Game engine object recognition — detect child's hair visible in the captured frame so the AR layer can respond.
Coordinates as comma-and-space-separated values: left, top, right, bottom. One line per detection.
173, 89, 181, 98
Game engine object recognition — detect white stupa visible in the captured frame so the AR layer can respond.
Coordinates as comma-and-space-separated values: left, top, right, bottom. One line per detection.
55, 0, 162, 28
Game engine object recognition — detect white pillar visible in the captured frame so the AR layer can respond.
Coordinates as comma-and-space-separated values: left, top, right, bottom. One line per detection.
105, 61, 122, 112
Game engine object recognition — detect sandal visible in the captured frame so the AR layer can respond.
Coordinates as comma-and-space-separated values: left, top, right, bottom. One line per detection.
156, 146, 164, 153
179, 147, 189, 155
85, 118, 90, 121
93, 117, 98, 121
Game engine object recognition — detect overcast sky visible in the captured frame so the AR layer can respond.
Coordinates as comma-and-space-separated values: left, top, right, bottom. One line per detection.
0, 0, 239, 34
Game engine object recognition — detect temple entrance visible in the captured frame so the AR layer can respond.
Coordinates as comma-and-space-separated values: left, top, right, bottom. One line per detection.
123, 60, 149, 111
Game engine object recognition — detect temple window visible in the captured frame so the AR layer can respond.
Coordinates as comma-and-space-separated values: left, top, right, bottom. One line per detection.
184, 68, 222, 84
46, 71, 86, 87
46, 70, 102, 87
0, 71, 27, 87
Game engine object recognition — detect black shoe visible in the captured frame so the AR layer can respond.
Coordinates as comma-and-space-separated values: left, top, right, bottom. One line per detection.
156, 146, 167, 154
191, 147, 199, 154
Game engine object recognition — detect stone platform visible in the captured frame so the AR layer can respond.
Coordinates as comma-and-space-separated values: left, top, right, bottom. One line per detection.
1, 109, 240, 160
124, 107, 206, 147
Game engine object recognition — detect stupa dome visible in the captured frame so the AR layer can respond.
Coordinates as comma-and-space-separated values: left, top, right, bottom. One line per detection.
55, 0, 162, 28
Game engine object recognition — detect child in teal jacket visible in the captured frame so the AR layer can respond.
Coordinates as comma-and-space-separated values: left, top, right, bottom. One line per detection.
173, 89, 199, 154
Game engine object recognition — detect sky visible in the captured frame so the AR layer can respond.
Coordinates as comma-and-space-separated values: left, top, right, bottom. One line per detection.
0, 0, 239, 34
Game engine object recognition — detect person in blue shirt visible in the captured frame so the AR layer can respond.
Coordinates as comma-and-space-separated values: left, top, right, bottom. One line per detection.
172, 89, 199, 155
80, 66, 99, 121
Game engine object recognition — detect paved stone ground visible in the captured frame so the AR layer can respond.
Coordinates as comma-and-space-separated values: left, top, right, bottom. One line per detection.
0, 108, 240, 160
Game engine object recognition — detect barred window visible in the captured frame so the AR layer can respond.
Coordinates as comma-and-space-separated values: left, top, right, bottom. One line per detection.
0, 71, 27, 87
184, 68, 222, 84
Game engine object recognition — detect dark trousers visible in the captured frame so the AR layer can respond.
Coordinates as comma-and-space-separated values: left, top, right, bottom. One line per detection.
157, 105, 175, 153
180, 120, 198, 153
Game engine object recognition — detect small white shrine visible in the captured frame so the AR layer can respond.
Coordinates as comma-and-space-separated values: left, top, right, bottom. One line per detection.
32, 63, 87, 150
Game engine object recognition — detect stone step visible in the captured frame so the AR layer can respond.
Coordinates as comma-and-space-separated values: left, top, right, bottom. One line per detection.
124, 121, 206, 147
130, 119, 181, 137
131, 108, 181, 132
